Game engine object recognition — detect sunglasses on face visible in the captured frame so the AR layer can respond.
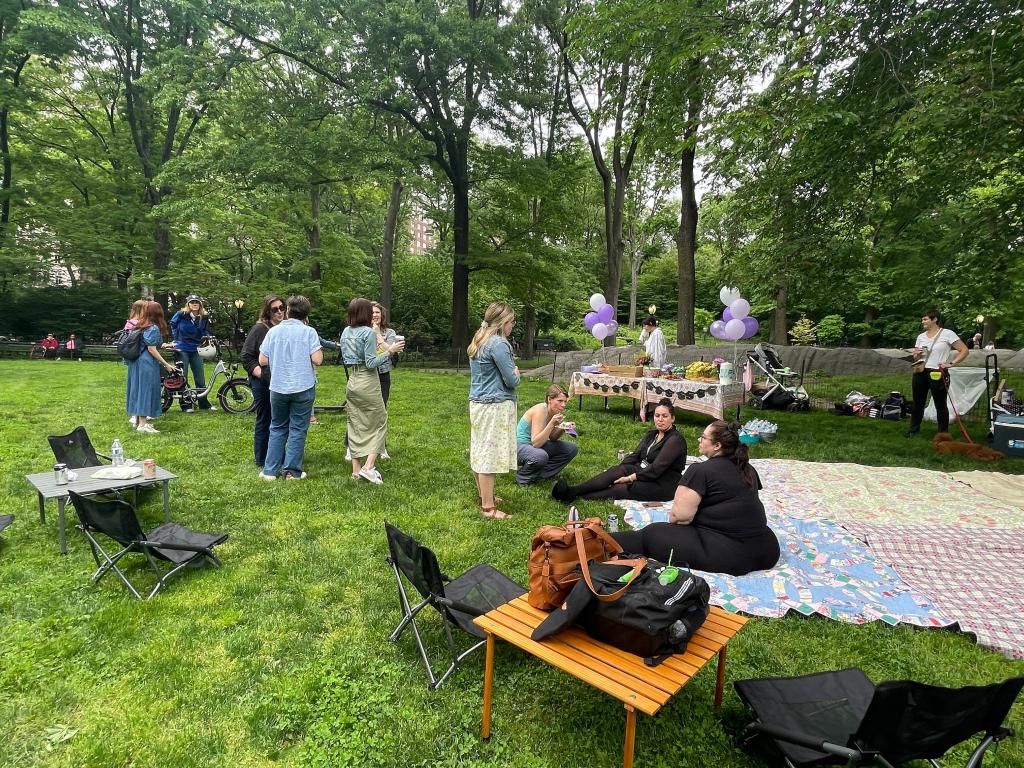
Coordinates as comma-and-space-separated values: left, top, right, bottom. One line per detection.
271, 306, 285, 313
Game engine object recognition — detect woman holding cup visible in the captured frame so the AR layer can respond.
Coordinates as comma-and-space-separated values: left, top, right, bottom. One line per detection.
906, 310, 968, 437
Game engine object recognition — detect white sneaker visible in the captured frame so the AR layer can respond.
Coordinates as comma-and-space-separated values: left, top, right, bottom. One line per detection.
258, 472, 276, 481
380, 449, 391, 460
285, 471, 308, 480
358, 467, 383, 485
205, 406, 218, 411
136, 423, 159, 434
129, 416, 138, 427
184, 408, 195, 413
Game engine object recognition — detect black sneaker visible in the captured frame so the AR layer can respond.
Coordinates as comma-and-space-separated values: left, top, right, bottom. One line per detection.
551, 477, 572, 502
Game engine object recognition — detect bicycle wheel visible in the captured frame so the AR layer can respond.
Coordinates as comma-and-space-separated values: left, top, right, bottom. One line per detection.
218, 378, 255, 414
161, 387, 175, 413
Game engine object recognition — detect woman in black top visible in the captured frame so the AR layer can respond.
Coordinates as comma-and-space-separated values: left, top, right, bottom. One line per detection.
611, 420, 780, 575
241, 295, 285, 466
551, 400, 686, 503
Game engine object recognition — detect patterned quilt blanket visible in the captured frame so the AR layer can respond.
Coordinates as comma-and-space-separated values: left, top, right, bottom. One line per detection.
617, 458, 1024, 657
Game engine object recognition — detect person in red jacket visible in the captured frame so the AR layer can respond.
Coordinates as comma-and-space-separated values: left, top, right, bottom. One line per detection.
40, 333, 59, 359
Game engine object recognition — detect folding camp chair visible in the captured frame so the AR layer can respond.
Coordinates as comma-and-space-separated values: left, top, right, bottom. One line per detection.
385, 521, 525, 690
48, 426, 110, 468
68, 491, 227, 600
735, 668, 1023, 768
0, 514, 12, 536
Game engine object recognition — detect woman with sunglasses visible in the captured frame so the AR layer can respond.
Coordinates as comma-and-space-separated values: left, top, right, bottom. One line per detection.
169, 294, 214, 411
241, 295, 285, 467
611, 420, 780, 576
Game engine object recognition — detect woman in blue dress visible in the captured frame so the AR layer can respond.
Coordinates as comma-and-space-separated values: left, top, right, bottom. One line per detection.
127, 301, 177, 434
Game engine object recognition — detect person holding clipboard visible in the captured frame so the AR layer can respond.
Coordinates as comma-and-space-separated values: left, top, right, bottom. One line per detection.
906, 310, 968, 437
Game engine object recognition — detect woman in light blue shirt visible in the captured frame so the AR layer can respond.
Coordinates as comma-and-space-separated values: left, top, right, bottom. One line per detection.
468, 301, 520, 519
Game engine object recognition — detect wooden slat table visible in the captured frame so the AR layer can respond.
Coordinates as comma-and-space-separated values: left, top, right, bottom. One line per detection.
474, 596, 747, 768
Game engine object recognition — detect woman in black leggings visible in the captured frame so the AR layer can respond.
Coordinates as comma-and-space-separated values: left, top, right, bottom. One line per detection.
611, 420, 779, 576
551, 400, 686, 503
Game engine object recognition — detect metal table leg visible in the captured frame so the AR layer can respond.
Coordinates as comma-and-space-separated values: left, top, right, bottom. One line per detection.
57, 496, 67, 555
38, 492, 46, 524
623, 705, 636, 768
481, 633, 495, 740
162, 480, 170, 522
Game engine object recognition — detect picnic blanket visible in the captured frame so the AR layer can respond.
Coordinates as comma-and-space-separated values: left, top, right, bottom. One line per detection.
617, 458, 1024, 657
952, 470, 1024, 509
617, 501, 951, 628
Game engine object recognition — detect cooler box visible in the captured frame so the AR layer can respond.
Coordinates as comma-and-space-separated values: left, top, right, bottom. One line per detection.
993, 414, 1024, 457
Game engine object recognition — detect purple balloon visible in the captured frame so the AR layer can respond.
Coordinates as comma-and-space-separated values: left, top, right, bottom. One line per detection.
709, 320, 727, 339
722, 307, 733, 322
597, 303, 614, 323
725, 318, 746, 341
606, 320, 619, 337
741, 316, 759, 338
584, 311, 599, 330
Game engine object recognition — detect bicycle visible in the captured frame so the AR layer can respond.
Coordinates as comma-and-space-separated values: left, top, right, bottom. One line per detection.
160, 337, 255, 414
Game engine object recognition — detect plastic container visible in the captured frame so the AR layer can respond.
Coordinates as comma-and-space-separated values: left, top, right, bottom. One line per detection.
739, 432, 760, 446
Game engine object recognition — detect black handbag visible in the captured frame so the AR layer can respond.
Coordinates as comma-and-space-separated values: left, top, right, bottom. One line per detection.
532, 557, 710, 666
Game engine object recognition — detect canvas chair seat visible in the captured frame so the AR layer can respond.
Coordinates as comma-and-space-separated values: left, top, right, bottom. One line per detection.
735, 668, 1023, 768
0, 514, 13, 535
385, 522, 524, 690
68, 491, 227, 601
47, 426, 110, 469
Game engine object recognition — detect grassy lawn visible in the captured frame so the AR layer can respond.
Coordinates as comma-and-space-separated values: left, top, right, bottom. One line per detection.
1, 360, 1022, 768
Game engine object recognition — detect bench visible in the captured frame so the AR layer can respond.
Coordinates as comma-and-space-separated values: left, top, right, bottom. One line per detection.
475, 595, 747, 768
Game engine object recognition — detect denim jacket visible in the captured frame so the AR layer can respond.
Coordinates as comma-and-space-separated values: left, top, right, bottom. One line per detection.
469, 336, 519, 404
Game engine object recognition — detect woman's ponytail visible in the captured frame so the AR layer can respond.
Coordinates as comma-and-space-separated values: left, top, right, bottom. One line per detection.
708, 420, 757, 489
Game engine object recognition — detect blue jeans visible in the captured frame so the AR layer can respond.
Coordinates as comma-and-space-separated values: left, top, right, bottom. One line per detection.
250, 375, 272, 466
516, 440, 579, 485
263, 386, 316, 477
175, 349, 212, 409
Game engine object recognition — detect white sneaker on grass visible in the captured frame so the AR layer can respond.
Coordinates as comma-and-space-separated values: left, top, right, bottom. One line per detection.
258, 472, 276, 481
358, 467, 383, 485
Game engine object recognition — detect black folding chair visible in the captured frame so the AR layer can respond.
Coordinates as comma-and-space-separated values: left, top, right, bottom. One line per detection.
0, 514, 13, 536
735, 668, 1023, 768
68, 491, 228, 601
47, 426, 110, 468
385, 522, 525, 690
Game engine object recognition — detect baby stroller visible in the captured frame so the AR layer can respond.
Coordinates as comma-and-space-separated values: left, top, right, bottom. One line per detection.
747, 343, 810, 412
986, 353, 1024, 433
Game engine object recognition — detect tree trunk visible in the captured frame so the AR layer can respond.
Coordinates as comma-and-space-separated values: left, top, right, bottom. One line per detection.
153, 220, 172, 311
309, 182, 322, 281
451, 177, 471, 359
0, 107, 11, 242
676, 143, 698, 345
523, 289, 536, 360
605, 176, 626, 347
771, 280, 788, 345
628, 258, 639, 328
860, 306, 877, 347
380, 178, 402, 314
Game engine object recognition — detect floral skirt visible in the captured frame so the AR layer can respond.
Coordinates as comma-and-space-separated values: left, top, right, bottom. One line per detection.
469, 400, 517, 474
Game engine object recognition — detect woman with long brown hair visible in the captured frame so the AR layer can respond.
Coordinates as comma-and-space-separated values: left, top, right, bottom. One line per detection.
610, 420, 780, 576
241, 294, 285, 466
127, 301, 177, 433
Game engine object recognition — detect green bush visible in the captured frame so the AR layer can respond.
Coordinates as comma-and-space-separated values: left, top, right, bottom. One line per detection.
815, 315, 845, 346
789, 314, 817, 345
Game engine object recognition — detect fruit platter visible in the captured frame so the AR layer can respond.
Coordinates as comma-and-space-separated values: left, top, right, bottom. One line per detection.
684, 361, 719, 381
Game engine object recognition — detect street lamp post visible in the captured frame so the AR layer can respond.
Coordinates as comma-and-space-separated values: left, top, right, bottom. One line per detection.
234, 299, 245, 350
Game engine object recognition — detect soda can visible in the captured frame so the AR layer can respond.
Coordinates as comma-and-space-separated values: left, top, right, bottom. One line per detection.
143, 458, 157, 479
607, 514, 619, 533
54, 463, 68, 485
617, 449, 626, 462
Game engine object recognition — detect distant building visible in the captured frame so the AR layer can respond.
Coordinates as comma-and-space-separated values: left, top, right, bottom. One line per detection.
408, 215, 436, 255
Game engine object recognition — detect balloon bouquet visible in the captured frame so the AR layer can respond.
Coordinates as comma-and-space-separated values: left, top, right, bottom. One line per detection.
583, 293, 617, 342
709, 286, 758, 384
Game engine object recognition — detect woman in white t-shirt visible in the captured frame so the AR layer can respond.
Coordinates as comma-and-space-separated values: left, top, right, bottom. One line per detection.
907, 310, 968, 436
638, 316, 667, 368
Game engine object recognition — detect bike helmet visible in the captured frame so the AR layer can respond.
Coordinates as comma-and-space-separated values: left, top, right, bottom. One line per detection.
185, 294, 203, 305
197, 338, 218, 361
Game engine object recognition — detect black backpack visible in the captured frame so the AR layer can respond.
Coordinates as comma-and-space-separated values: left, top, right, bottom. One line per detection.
115, 328, 146, 361
881, 391, 907, 421
532, 558, 710, 665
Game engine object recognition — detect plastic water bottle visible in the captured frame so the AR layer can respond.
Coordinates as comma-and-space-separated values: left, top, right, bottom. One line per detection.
111, 439, 124, 467
607, 514, 619, 533
568, 505, 580, 523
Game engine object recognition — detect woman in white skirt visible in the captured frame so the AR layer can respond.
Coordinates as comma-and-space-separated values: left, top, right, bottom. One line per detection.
468, 302, 520, 519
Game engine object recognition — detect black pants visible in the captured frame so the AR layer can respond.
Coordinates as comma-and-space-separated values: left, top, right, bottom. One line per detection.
568, 464, 677, 502
379, 371, 391, 406
612, 524, 780, 576
909, 370, 949, 432
250, 375, 272, 466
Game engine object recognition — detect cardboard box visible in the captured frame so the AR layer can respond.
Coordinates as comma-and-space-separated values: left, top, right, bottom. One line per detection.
993, 415, 1024, 458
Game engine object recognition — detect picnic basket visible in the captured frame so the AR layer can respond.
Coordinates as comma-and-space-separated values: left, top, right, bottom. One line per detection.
601, 364, 644, 377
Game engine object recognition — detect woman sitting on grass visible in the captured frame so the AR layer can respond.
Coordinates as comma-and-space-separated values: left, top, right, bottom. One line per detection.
611, 420, 780, 576
551, 399, 685, 502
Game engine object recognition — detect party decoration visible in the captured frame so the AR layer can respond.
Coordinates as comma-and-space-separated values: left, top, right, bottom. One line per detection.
709, 320, 727, 339
719, 286, 741, 306
723, 307, 733, 322
584, 311, 599, 330
725, 318, 746, 341
729, 298, 750, 320
741, 316, 759, 338
591, 322, 608, 341
597, 303, 614, 323
589, 293, 606, 312
648, 304, 657, 315
606, 320, 619, 337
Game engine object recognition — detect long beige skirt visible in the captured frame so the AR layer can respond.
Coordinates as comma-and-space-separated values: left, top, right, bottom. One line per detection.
346, 366, 387, 459
469, 400, 518, 474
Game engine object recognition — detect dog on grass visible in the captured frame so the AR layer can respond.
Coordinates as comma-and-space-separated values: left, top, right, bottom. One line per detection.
932, 432, 1005, 461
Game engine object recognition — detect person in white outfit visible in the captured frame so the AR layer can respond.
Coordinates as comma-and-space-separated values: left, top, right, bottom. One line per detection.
907, 309, 968, 437
638, 316, 667, 368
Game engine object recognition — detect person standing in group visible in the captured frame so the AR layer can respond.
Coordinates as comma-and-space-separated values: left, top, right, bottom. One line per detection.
241, 295, 285, 468
906, 310, 968, 437
515, 384, 578, 486
372, 301, 398, 459
341, 298, 404, 484
124, 300, 147, 331
170, 294, 215, 411
258, 295, 323, 480
468, 302, 520, 520
127, 301, 177, 434
638, 316, 667, 369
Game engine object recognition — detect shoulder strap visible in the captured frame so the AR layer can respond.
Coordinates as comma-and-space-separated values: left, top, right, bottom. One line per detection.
573, 527, 644, 602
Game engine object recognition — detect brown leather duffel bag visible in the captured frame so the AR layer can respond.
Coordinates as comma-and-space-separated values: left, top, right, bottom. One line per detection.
528, 516, 623, 610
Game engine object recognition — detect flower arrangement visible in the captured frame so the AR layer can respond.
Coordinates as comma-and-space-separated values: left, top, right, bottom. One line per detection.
712, 357, 725, 368
633, 352, 653, 366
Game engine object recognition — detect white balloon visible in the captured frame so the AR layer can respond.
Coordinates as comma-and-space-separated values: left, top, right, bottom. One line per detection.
591, 322, 608, 341
729, 298, 750, 320
589, 293, 607, 312
725, 318, 746, 341
719, 286, 741, 306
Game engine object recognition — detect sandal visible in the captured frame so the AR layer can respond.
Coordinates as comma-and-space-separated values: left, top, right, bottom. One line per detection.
480, 505, 512, 520
478, 495, 505, 506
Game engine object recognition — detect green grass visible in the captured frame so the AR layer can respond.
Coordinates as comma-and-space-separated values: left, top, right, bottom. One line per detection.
1, 360, 1022, 768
